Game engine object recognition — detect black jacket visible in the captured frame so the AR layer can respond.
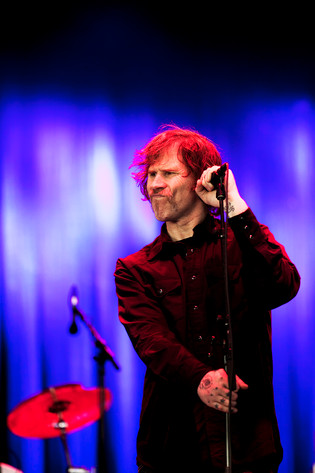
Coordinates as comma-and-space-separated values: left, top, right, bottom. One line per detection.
115, 209, 300, 472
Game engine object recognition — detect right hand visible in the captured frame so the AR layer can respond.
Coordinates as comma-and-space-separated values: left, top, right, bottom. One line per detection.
197, 368, 248, 413
195, 166, 248, 217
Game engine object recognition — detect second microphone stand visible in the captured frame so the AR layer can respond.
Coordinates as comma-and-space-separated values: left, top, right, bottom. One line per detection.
71, 297, 120, 473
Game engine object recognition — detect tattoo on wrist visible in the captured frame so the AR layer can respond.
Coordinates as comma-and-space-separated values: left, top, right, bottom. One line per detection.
225, 201, 235, 215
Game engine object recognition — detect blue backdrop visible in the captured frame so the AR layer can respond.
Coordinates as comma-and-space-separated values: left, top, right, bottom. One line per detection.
0, 5, 314, 473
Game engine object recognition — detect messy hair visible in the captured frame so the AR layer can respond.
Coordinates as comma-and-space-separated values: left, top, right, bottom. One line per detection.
130, 124, 222, 200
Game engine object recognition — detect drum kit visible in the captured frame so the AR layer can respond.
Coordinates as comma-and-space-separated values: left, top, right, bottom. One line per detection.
7, 383, 112, 472
6, 288, 120, 472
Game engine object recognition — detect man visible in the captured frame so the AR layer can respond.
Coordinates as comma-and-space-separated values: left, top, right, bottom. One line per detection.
114, 125, 300, 473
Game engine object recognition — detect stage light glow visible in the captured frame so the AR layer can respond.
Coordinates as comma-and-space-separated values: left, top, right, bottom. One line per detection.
88, 135, 120, 235
0, 95, 314, 473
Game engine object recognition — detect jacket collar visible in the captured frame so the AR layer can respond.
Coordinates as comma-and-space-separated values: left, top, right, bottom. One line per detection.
147, 213, 219, 261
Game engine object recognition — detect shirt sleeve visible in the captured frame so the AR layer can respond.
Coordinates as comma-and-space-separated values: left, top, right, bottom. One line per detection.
228, 207, 301, 310
114, 258, 210, 391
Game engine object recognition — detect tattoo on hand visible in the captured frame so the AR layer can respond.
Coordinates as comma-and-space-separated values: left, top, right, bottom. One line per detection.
200, 375, 213, 390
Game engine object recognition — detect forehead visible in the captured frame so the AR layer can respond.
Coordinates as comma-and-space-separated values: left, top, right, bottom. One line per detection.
148, 147, 187, 171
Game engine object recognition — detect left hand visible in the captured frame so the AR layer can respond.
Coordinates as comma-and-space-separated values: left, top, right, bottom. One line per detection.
195, 165, 248, 217
197, 368, 249, 413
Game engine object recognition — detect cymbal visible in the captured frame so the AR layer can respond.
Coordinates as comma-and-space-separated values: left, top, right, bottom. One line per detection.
7, 383, 112, 439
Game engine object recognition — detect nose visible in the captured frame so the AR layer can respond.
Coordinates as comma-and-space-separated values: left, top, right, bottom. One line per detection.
148, 173, 166, 193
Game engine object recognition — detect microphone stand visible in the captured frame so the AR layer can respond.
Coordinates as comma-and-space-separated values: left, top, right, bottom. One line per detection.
215, 168, 235, 473
71, 303, 120, 473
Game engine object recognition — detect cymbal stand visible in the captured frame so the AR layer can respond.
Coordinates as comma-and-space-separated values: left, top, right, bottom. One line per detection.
48, 388, 73, 469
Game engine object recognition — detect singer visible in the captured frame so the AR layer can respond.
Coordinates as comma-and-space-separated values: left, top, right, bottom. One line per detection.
114, 125, 300, 473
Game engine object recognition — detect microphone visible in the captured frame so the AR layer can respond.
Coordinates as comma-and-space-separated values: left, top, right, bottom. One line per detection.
69, 286, 79, 334
210, 163, 228, 188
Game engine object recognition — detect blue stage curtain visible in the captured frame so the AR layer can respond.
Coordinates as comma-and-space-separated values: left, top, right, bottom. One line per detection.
0, 94, 313, 473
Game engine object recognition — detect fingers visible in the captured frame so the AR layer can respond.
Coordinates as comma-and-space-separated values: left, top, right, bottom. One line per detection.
210, 387, 240, 414
235, 375, 249, 392
213, 375, 248, 413
195, 166, 228, 208
212, 392, 238, 414
198, 166, 220, 192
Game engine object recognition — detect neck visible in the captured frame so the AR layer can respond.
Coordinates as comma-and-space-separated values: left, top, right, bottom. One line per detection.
165, 207, 208, 241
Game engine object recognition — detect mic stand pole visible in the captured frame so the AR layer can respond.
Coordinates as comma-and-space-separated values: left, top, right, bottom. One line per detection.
216, 174, 235, 473
72, 305, 120, 473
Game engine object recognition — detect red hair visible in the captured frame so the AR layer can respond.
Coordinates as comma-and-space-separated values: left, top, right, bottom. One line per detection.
130, 125, 222, 200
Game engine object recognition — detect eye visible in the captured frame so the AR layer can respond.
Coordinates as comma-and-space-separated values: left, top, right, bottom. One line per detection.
148, 171, 156, 178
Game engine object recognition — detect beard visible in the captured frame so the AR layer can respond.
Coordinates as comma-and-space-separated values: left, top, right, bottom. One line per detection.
150, 195, 173, 222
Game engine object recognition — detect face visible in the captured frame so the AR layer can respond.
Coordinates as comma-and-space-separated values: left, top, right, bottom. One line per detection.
146, 148, 202, 223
